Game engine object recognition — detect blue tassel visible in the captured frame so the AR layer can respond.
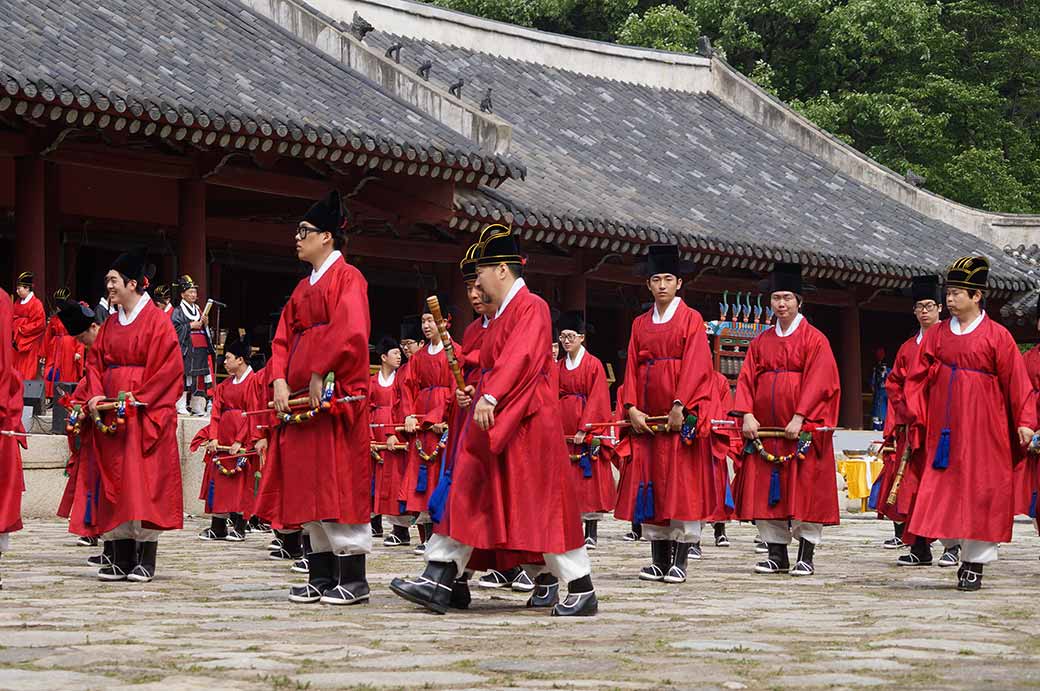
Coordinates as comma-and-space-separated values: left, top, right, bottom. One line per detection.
206, 478, 215, 513
768, 467, 781, 506
634, 482, 647, 524
644, 481, 655, 520
428, 470, 452, 524
416, 463, 428, 493
84, 491, 92, 526
724, 478, 735, 510
933, 428, 950, 469
398, 500, 407, 515
370, 475, 376, 498
867, 474, 883, 510
1030, 491, 1037, 519
579, 452, 593, 478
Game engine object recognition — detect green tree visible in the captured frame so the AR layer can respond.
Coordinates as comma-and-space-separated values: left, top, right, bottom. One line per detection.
617, 5, 701, 52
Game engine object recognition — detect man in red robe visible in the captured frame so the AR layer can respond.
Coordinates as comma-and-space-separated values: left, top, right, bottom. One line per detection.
398, 300, 458, 555
255, 190, 372, 606
0, 284, 25, 589
391, 224, 596, 617
44, 288, 85, 399
194, 337, 263, 542
81, 250, 184, 583
370, 336, 407, 545
1024, 295, 1040, 550
619, 245, 721, 585
905, 256, 1036, 591
734, 262, 841, 577
557, 311, 616, 550
12, 271, 45, 380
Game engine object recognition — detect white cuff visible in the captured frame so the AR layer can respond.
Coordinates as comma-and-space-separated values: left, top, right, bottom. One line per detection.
482, 393, 498, 406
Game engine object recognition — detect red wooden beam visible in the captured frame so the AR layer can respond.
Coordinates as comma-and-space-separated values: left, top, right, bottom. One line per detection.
205, 167, 332, 199
46, 143, 194, 178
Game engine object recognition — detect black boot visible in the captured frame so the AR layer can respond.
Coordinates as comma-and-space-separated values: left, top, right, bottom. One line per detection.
289, 551, 335, 603
370, 514, 384, 538
791, 538, 815, 576
320, 554, 370, 605
897, 536, 933, 566
957, 562, 983, 591
551, 575, 598, 617
270, 530, 304, 561
227, 513, 247, 541
414, 522, 432, 555
639, 540, 673, 581
526, 573, 560, 608
623, 521, 642, 541
291, 533, 312, 573
714, 522, 730, 547
451, 572, 472, 609
389, 560, 458, 614
884, 522, 906, 549
128, 541, 157, 582
754, 543, 790, 574
77, 535, 98, 547
87, 540, 113, 567
664, 542, 692, 583
384, 523, 411, 547
199, 515, 227, 541
584, 520, 598, 549
98, 539, 135, 581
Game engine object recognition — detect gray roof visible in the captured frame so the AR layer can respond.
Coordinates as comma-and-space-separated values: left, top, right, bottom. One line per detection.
0, 0, 521, 180
1002, 244, 1040, 322
362, 30, 1035, 293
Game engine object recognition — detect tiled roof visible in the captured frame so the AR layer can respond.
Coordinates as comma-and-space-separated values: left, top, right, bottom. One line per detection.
360, 29, 1035, 294
0, 0, 521, 181
1001, 245, 1040, 322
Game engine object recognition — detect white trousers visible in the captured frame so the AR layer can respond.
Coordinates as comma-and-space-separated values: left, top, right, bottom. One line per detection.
386, 515, 412, 528
945, 539, 999, 564
303, 521, 372, 556
757, 519, 823, 545
0, 533, 9, 552
103, 520, 160, 542
642, 520, 703, 542
581, 512, 608, 522
425, 534, 592, 585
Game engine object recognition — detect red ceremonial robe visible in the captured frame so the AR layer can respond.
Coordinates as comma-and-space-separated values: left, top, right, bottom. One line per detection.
255, 254, 371, 528
436, 283, 583, 554
195, 368, 263, 515
12, 293, 45, 380
0, 290, 25, 535
558, 348, 616, 514
61, 377, 108, 536
617, 300, 724, 524
370, 369, 406, 516
732, 316, 841, 525
707, 371, 739, 521
874, 333, 926, 523
79, 296, 184, 533
44, 317, 85, 397
398, 341, 457, 513
1024, 347, 1040, 525
905, 315, 1036, 543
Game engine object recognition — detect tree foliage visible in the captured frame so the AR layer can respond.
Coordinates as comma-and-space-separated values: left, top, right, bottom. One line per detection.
423, 0, 1040, 214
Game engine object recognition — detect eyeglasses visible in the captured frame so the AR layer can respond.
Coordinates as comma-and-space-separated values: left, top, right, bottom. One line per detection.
559, 332, 581, 342
913, 302, 939, 313
294, 223, 324, 241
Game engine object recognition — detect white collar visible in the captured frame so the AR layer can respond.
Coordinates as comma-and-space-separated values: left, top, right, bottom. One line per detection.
915, 329, 923, 345
950, 311, 985, 336
378, 369, 396, 387
775, 313, 804, 338
180, 300, 200, 319
232, 366, 253, 385
99, 297, 115, 314
163, 303, 173, 313
427, 340, 444, 355
310, 250, 342, 286
494, 278, 526, 319
482, 316, 490, 329
118, 292, 151, 326
19, 291, 34, 305
565, 345, 586, 370
652, 297, 681, 324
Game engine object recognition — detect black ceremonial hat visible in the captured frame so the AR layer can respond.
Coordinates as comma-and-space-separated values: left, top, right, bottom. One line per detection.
459, 243, 479, 281
376, 335, 400, 357
57, 302, 96, 337
110, 249, 148, 282
225, 337, 251, 360
556, 310, 587, 335
302, 190, 345, 236
400, 315, 423, 342
767, 262, 803, 295
153, 284, 171, 300
635, 245, 694, 278
16, 271, 33, 287
910, 275, 941, 303
945, 255, 989, 292
474, 224, 522, 267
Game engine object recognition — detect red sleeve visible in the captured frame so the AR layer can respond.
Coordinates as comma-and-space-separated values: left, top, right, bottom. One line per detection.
266, 292, 295, 385
674, 308, 716, 430
620, 318, 640, 409
995, 327, 1037, 434
884, 340, 913, 432
207, 381, 223, 441
732, 338, 760, 416
15, 299, 45, 347
793, 328, 840, 425
578, 356, 613, 441
903, 324, 942, 448
0, 296, 24, 437
307, 266, 370, 395
398, 357, 417, 417
134, 310, 186, 455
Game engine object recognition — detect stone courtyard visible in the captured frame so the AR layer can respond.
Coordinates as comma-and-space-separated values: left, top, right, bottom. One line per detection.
2, 515, 1040, 690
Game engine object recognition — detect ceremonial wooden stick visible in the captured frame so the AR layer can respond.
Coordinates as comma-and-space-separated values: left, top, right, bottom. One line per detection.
212, 451, 260, 462
583, 415, 668, 429
1, 430, 29, 437
370, 442, 406, 452
426, 295, 466, 391
565, 434, 617, 444
243, 393, 366, 417
885, 433, 913, 506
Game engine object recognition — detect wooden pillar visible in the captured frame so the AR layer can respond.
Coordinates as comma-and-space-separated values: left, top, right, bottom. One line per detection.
562, 273, 587, 313
14, 156, 46, 293
178, 180, 207, 299
450, 266, 473, 335
44, 163, 61, 297
839, 299, 864, 429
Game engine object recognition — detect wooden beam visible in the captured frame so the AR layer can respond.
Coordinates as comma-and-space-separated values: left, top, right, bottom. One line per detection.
205, 167, 332, 199
0, 131, 32, 157
46, 143, 194, 178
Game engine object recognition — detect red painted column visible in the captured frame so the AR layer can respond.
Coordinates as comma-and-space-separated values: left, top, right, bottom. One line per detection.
562, 274, 587, 313
14, 156, 46, 294
838, 296, 864, 429
178, 180, 207, 299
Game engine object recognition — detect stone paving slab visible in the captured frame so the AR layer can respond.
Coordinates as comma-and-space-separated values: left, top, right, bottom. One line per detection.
3, 516, 1040, 689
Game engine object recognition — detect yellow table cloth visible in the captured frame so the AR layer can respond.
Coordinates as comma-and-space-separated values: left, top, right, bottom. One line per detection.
837, 458, 885, 501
